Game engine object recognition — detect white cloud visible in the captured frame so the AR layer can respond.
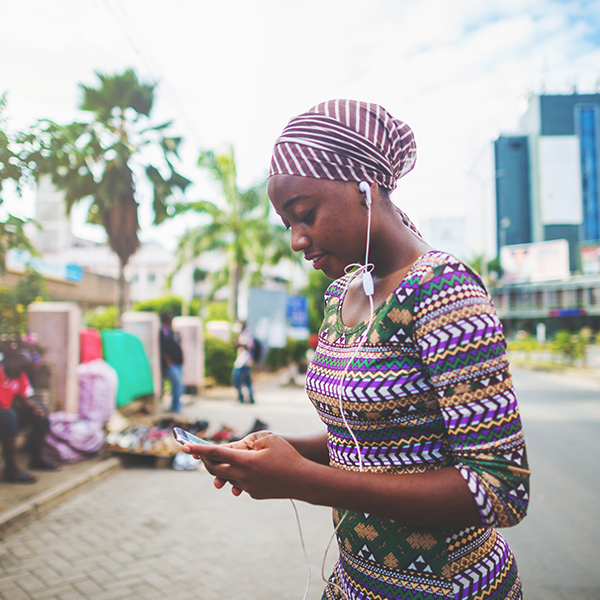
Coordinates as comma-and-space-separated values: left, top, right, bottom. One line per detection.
1, 0, 599, 255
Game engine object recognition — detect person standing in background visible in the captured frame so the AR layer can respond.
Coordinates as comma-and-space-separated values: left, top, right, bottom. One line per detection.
159, 313, 184, 413
232, 322, 255, 404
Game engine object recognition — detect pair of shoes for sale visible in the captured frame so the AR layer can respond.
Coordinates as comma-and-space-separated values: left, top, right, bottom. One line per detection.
172, 451, 201, 471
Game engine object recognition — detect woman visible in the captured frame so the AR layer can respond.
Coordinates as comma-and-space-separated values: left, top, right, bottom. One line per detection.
185, 100, 530, 599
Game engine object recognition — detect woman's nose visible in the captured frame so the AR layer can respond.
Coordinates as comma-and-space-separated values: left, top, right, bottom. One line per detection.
290, 227, 310, 253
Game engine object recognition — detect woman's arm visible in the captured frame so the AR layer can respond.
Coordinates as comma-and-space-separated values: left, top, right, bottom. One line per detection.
281, 430, 329, 465
187, 435, 482, 527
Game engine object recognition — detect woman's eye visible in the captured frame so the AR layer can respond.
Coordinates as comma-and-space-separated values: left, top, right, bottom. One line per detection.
300, 210, 314, 225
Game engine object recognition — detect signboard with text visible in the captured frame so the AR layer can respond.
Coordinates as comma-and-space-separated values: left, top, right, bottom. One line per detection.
6, 249, 84, 283
580, 244, 600, 275
500, 240, 570, 283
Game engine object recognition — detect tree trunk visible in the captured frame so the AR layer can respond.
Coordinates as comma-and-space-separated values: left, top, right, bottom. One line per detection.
230, 263, 239, 323
118, 258, 126, 325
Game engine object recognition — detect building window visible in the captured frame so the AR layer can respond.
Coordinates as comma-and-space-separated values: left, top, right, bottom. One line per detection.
576, 105, 600, 241
148, 273, 156, 284
535, 291, 545, 309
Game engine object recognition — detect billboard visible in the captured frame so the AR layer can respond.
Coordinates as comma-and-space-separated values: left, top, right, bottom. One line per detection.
539, 136, 583, 225
580, 244, 600, 275
500, 240, 570, 283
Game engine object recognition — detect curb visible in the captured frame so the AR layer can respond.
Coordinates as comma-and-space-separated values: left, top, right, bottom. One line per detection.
0, 457, 121, 540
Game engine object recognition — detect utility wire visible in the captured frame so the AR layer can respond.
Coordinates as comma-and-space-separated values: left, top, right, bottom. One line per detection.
98, 0, 204, 148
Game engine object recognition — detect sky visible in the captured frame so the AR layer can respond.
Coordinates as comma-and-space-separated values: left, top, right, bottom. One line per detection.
2, 0, 600, 258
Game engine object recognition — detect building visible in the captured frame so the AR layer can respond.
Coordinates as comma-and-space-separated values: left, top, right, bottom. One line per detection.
493, 92, 600, 333
495, 92, 600, 269
32, 177, 195, 305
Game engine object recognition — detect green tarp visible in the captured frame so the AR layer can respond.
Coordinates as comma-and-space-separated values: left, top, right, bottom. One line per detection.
101, 330, 154, 407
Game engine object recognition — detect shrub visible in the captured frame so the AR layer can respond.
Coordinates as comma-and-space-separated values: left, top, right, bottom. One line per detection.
551, 329, 588, 365
85, 305, 119, 330
507, 333, 540, 355
264, 338, 308, 370
134, 295, 182, 317
203, 301, 229, 323
204, 334, 236, 386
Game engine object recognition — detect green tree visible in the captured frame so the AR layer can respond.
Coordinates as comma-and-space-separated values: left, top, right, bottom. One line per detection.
0, 266, 48, 336
172, 146, 297, 321
0, 94, 37, 275
304, 268, 331, 334
19, 69, 191, 318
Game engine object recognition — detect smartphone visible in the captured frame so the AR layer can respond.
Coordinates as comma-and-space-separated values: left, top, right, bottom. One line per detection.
173, 427, 213, 446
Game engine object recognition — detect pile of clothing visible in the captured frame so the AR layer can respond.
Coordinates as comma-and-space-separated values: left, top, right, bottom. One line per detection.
43, 359, 118, 463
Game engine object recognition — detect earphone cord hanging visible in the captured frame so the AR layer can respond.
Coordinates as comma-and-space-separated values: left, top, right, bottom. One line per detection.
320, 276, 374, 599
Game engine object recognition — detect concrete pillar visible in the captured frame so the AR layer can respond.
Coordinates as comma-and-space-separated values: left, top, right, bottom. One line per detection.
121, 311, 161, 413
28, 302, 81, 414
173, 316, 204, 395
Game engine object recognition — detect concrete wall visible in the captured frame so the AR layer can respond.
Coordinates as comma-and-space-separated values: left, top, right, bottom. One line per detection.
0, 270, 127, 308
28, 302, 81, 413
121, 312, 161, 412
173, 316, 204, 393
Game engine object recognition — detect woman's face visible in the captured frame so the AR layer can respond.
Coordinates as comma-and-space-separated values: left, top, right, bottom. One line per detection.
267, 175, 369, 279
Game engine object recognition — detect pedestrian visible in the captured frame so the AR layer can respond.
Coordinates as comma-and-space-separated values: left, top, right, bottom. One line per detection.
232, 322, 255, 404
184, 100, 530, 599
159, 312, 184, 413
0, 348, 59, 483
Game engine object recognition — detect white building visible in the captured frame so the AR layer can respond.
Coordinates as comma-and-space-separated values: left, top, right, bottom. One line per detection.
32, 177, 192, 305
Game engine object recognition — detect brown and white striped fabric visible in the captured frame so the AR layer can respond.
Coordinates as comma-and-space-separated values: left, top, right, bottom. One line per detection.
269, 99, 421, 236
269, 99, 416, 191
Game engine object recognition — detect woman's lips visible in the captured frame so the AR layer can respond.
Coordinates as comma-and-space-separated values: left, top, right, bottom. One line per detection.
308, 253, 328, 270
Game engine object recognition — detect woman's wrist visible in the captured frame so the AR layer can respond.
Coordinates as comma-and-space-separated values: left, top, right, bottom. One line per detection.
282, 431, 329, 465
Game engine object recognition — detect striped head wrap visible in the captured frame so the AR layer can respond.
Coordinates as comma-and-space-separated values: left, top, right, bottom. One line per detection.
269, 99, 416, 191
270, 99, 421, 236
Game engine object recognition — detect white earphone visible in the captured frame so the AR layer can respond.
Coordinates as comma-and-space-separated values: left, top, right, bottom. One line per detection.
358, 181, 374, 297
358, 180, 372, 206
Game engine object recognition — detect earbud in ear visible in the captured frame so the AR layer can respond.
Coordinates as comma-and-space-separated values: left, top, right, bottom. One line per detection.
358, 181, 372, 206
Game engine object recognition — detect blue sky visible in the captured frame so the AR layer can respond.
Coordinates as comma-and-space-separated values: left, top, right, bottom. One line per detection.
2, 0, 600, 258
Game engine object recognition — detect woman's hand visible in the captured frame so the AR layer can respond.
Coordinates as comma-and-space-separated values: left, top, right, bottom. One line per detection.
183, 432, 309, 500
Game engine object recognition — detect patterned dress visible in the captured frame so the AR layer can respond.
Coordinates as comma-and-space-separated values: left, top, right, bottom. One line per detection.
305, 251, 530, 600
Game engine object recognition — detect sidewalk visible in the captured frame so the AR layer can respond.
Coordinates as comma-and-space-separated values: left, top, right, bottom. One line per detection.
0, 369, 309, 539
0, 372, 336, 600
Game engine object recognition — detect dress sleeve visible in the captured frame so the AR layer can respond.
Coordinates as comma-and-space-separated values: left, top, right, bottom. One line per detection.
413, 260, 530, 528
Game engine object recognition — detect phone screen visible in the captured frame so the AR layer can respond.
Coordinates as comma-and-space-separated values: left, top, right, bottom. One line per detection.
173, 427, 213, 446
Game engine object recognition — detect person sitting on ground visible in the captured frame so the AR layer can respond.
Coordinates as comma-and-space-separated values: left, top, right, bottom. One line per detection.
0, 349, 59, 483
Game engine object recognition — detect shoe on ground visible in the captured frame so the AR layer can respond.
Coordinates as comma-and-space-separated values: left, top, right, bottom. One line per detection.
3, 470, 38, 484
29, 459, 61, 471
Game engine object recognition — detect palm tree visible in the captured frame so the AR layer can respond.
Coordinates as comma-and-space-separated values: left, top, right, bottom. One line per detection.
0, 94, 37, 275
19, 69, 191, 317
172, 146, 297, 322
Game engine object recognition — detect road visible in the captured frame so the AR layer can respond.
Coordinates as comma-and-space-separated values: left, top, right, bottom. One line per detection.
1, 368, 599, 600
501, 368, 600, 600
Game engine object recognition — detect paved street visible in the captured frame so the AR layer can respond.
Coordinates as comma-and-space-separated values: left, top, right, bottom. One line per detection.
1, 367, 599, 599
501, 368, 600, 600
